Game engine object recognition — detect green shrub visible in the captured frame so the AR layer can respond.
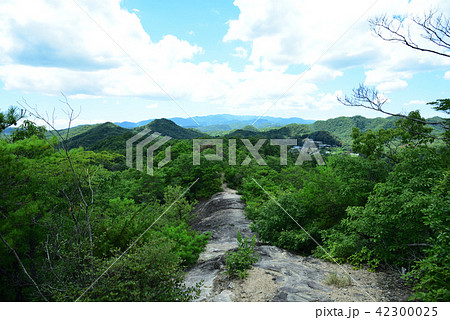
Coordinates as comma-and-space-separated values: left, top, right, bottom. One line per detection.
225, 230, 259, 279
159, 223, 210, 266
405, 171, 450, 301
324, 273, 352, 288
74, 239, 201, 302
319, 148, 444, 268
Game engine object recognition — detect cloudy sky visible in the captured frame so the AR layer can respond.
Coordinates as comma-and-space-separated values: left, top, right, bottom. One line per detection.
0, 0, 449, 128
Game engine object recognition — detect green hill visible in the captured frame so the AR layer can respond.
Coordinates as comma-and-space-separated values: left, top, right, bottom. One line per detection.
310, 115, 446, 146
136, 118, 209, 140
54, 115, 445, 153
47, 124, 97, 140
63, 119, 209, 153
225, 123, 341, 146
310, 115, 398, 145
65, 122, 130, 151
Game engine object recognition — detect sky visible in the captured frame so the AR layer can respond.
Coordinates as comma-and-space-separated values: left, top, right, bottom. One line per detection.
0, 0, 449, 128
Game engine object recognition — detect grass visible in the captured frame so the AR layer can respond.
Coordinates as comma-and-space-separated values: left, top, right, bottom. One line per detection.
324, 272, 352, 288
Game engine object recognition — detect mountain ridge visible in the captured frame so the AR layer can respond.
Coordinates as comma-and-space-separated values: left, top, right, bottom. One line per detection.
114, 114, 315, 130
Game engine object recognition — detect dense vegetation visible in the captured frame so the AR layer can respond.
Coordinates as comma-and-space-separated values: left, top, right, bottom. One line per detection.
0, 111, 222, 301
1, 101, 449, 302
224, 108, 450, 302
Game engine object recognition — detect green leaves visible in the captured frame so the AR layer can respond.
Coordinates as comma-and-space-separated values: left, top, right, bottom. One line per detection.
351, 111, 436, 161
159, 224, 209, 266
0, 135, 210, 301
75, 239, 201, 302
225, 230, 259, 279
0, 106, 25, 133
405, 170, 450, 301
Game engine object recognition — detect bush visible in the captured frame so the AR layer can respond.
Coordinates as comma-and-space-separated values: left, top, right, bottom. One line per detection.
250, 167, 349, 253
225, 230, 259, 279
405, 171, 450, 301
74, 239, 201, 302
159, 224, 210, 266
324, 273, 352, 288
319, 148, 444, 268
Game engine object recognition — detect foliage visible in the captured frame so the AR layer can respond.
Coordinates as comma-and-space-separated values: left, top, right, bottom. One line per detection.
242, 156, 388, 253
427, 99, 450, 143
0, 132, 210, 301
225, 230, 259, 279
405, 171, 450, 301
318, 147, 446, 271
159, 224, 210, 266
0, 106, 25, 133
74, 240, 201, 302
324, 273, 352, 288
311, 115, 398, 147
9, 120, 47, 142
351, 111, 435, 161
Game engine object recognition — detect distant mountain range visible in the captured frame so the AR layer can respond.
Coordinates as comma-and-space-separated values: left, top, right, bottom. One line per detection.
114, 114, 315, 132
4, 114, 445, 152
59, 115, 406, 152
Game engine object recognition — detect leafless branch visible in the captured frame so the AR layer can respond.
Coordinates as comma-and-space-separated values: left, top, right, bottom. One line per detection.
338, 84, 450, 135
370, 11, 450, 58
18, 96, 95, 278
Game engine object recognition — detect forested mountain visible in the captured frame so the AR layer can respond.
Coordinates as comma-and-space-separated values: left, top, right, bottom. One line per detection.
7, 115, 445, 151
61, 119, 208, 153
49, 114, 441, 151
137, 119, 209, 140
225, 124, 342, 146
114, 114, 315, 131
310, 116, 398, 145
65, 122, 130, 150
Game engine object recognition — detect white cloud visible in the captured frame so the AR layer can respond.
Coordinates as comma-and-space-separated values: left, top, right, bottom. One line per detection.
445, 71, 450, 80
404, 100, 427, 106
0, 0, 449, 121
69, 94, 103, 100
224, 0, 450, 92
31, 117, 107, 129
233, 46, 248, 58
376, 80, 408, 92
145, 103, 158, 109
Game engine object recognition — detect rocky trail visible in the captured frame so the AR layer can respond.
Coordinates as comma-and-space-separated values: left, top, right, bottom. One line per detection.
184, 184, 411, 302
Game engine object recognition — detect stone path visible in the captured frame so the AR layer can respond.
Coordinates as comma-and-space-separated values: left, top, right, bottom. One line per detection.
184, 186, 411, 302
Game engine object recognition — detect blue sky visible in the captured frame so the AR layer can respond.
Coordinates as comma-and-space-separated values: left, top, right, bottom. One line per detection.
0, 0, 449, 128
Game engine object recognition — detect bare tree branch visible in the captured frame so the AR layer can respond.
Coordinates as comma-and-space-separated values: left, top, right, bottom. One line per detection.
18, 96, 95, 279
369, 11, 450, 58
338, 84, 450, 138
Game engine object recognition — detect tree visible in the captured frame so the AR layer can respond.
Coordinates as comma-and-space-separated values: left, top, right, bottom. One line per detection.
0, 106, 26, 133
339, 10, 450, 141
10, 120, 46, 142
351, 110, 435, 161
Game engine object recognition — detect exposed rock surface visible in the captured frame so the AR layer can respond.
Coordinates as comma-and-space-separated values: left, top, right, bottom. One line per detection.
184, 185, 411, 302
